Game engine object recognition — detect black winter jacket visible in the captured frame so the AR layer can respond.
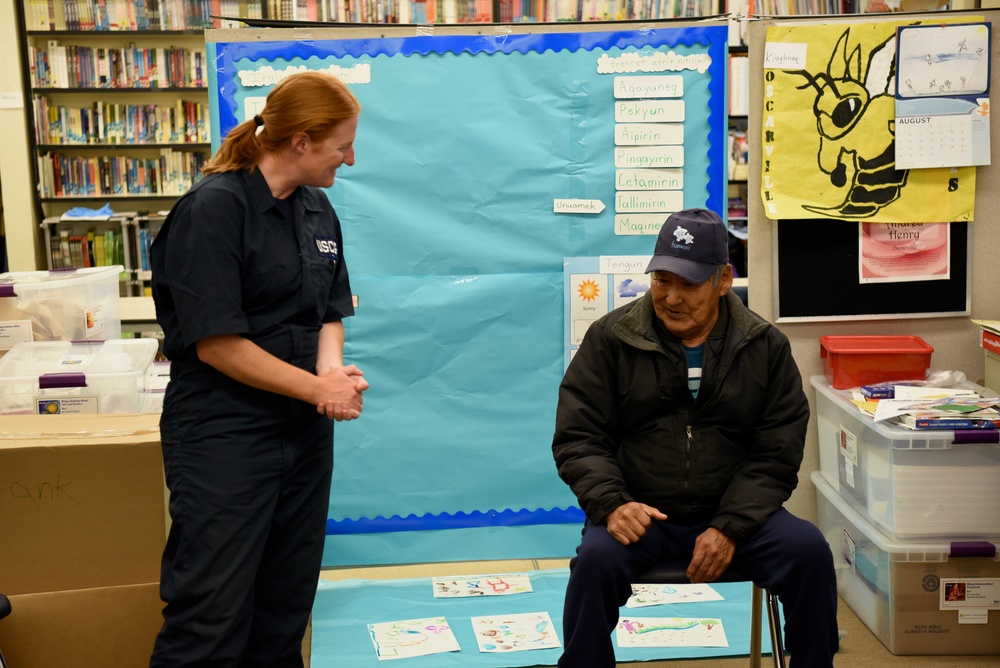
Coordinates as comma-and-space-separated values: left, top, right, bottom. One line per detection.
552, 290, 809, 546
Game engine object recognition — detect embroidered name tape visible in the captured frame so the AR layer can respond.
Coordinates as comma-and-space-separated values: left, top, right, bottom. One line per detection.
314, 236, 339, 260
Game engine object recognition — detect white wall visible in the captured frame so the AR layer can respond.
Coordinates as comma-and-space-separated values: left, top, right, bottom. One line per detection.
0, 0, 42, 271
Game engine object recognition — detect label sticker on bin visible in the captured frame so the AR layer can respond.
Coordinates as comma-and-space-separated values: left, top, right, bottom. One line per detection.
842, 529, 857, 574
940, 579, 1000, 610
35, 396, 100, 415
57, 354, 94, 366
84, 304, 104, 337
0, 320, 32, 350
958, 609, 989, 624
839, 426, 858, 465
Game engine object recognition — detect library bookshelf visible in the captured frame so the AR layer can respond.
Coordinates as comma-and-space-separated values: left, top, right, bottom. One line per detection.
6, 0, 767, 310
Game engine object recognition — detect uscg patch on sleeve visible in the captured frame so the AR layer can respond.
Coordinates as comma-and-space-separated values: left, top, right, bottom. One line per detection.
314, 236, 339, 260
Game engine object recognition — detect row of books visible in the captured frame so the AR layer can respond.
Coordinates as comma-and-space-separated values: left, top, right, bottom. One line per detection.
30, 43, 206, 89
34, 97, 209, 145
23, 0, 261, 31
37, 149, 208, 198
253, 0, 723, 23
751, 0, 854, 14
857, 384, 1000, 430
50, 228, 127, 270
137, 227, 156, 272
26, 0, 728, 29
264, 0, 328, 19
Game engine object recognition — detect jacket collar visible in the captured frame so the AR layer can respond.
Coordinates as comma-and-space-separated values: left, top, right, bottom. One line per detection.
613, 289, 769, 351
241, 168, 326, 214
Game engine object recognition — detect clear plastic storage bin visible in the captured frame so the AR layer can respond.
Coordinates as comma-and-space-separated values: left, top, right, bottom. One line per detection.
813, 471, 1000, 655
812, 375, 1000, 539
0, 266, 124, 350
0, 339, 157, 415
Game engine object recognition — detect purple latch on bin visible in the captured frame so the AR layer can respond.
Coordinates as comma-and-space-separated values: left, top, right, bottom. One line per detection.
38, 372, 88, 389
953, 429, 1000, 445
949, 542, 998, 558
0, 285, 15, 298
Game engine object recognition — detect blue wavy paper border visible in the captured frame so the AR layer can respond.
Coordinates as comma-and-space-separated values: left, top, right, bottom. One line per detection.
326, 506, 586, 535
215, 25, 723, 61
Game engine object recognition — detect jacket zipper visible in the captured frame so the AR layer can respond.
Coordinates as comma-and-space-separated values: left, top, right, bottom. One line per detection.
683, 424, 693, 494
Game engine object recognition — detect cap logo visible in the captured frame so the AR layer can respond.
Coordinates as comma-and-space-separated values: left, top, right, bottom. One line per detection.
672, 226, 695, 247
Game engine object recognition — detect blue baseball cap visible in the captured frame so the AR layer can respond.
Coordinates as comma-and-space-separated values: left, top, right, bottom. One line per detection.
644, 208, 730, 284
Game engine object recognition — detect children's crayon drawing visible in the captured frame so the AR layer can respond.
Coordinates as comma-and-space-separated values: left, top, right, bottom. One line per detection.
470, 611, 562, 653
616, 616, 729, 648
625, 583, 725, 608
367, 616, 461, 660
431, 573, 533, 598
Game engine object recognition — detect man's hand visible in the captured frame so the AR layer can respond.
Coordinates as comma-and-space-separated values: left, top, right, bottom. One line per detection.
687, 527, 735, 583
605, 502, 668, 546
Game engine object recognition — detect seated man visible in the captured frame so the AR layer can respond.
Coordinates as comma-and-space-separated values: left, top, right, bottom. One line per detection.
552, 208, 838, 667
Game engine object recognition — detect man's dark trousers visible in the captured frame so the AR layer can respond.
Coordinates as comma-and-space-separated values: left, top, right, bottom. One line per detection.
558, 508, 839, 668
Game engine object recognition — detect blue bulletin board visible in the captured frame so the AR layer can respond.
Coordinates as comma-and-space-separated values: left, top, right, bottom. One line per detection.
207, 21, 729, 566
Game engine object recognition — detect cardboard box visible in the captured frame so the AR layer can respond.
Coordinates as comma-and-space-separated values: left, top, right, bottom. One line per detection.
0, 583, 163, 668
0, 413, 165, 595
813, 471, 1000, 655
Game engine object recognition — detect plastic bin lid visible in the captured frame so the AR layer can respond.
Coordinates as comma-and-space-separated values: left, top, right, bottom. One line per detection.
811, 471, 1000, 560
0, 339, 157, 380
0, 266, 125, 296
819, 335, 933, 356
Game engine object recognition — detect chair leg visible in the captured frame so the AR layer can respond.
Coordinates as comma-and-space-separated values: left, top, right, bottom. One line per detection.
764, 590, 786, 668
749, 584, 763, 668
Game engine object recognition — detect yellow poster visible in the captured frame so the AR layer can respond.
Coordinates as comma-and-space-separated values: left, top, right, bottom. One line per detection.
761, 20, 977, 222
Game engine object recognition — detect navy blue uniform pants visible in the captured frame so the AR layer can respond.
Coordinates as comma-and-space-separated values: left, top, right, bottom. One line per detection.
150, 377, 333, 668
559, 508, 839, 668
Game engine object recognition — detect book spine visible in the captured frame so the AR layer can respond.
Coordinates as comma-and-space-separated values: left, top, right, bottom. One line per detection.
913, 418, 998, 430
50, 233, 64, 269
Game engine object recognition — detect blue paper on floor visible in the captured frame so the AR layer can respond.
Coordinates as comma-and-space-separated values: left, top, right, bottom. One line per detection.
310, 568, 776, 667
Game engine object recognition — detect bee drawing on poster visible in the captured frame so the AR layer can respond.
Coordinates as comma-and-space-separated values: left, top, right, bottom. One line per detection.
894, 23, 991, 170
762, 22, 975, 223
859, 222, 950, 283
786, 28, 905, 219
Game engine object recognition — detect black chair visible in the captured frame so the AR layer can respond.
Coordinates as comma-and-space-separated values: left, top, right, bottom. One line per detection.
634, 560, 785, 668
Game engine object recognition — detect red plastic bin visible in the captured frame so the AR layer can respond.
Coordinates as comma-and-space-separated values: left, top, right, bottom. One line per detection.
819, 335, 934, 390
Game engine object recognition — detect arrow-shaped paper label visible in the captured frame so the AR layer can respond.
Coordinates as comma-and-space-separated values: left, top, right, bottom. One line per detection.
553, 199, 606, 214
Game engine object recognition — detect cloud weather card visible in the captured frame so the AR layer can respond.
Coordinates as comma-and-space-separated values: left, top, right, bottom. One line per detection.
625, 583, 725, 608
431, 573, 533, 598
616, 616, 729, 648
367, 616, 461, 660
470, 611, 561, 653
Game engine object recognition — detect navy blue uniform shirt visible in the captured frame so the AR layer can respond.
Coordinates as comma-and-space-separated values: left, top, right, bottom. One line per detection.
151, 168, 354, 373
